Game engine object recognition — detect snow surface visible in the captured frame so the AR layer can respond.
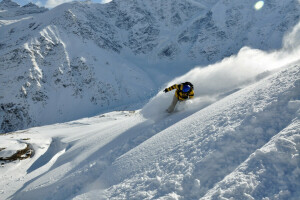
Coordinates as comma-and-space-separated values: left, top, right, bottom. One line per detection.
0, 139, 27, 158
0, 60, 299, 200
1, 0, 300, 199
99, 64, 300, 200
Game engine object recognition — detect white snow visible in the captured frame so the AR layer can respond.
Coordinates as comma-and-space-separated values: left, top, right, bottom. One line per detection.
202, 119, 300, 200
1, 0, 300, 199
98, 64, 300, 199
0, 139, 27, 158
0, 58, 299, 199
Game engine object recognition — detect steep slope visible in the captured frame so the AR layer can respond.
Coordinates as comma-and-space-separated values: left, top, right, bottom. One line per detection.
0, 64, 299, 200
202, 118, 300, 200
1, 0, 299, 133
0, 1, 157, 133
98, 64, 300, 199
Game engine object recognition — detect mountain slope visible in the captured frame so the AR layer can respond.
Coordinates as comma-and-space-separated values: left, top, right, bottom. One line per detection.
1, 61, 299, 200
98, 64, 300, 199
1, 0, 300, 133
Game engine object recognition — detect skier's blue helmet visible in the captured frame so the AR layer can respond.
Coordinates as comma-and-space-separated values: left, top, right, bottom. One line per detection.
182, 85, 191, 93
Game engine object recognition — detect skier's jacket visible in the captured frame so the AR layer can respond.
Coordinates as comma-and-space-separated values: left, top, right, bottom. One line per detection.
165, 82, 194, 101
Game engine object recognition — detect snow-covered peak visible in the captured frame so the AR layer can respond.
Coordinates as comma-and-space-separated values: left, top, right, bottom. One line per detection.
22, 2, 40, 9
0, 0, 47, 18
0, 0, 20, 9
17, 2, 48, 15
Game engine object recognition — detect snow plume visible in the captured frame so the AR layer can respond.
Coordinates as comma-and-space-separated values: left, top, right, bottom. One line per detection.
283, 21, 300, 52
141, 21, 300, 120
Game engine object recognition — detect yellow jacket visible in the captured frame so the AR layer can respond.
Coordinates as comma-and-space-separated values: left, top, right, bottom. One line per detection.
165, 84, 194, 101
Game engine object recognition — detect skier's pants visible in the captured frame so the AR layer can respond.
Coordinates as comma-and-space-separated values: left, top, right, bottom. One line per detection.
167, 95, 179, 113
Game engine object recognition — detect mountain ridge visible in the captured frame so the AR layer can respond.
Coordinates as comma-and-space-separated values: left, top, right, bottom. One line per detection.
0, 0, 48, 18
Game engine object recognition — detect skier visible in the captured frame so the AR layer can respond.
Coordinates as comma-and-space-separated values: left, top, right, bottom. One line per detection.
163, 82, 194, 113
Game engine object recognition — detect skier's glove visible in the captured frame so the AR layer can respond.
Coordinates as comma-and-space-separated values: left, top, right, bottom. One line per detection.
163, 88, 168, 93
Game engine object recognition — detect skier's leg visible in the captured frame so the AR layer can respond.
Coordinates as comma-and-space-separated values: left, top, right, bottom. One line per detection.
167, 95, 178, 113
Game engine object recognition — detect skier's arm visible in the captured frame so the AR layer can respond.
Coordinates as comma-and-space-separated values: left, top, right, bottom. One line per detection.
164, 84, 179, 93
188, 90, 194, 99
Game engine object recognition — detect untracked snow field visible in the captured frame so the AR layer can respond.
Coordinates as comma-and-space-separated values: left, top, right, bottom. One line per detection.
0, 63, 299, 200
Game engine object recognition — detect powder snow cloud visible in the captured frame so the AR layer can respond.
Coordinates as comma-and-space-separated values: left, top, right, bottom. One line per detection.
141, 20, 300, 120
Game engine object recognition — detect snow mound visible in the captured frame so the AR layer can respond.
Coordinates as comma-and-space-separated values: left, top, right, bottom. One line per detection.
202, 119, 300, 200
0, 139, 27, 158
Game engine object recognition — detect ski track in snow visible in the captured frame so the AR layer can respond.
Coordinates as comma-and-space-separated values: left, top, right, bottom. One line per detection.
0, 64, 299, 200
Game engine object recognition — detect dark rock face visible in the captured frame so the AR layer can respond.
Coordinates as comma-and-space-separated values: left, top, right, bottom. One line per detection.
0, 103, 31, 133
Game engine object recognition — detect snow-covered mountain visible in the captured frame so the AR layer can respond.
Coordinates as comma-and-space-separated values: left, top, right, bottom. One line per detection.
0, 0, 47, 19
1, 0, 300, 198
1, 0, 299, 133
